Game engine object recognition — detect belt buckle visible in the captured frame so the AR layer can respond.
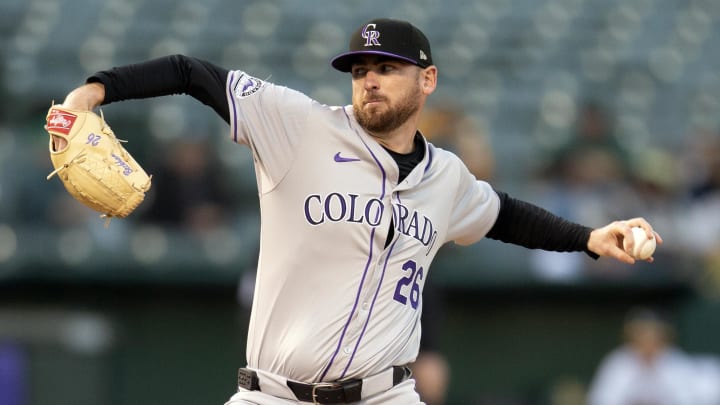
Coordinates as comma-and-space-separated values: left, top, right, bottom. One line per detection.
311, 382, 339, 404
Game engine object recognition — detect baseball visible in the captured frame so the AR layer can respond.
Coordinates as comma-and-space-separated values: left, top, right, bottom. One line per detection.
624, 226, 656, 260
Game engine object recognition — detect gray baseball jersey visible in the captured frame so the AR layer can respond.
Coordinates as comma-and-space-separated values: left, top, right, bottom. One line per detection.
226, 70, 500, 383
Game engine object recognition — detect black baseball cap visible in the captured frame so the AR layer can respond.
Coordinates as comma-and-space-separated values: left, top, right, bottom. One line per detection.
331, 18, 433, 72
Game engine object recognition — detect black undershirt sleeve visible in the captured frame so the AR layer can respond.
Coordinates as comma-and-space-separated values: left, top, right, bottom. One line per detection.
87, 54, 231, 123
486, 190, 599, 259
87, 56, 597, 259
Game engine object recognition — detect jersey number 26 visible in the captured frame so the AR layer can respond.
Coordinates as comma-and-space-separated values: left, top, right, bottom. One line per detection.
393, 260, 424, 310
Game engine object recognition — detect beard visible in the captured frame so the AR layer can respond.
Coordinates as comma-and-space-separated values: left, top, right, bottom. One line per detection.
354, 83, 422, 134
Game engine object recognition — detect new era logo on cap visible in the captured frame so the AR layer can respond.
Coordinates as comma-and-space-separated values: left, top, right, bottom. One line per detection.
331, 18, 434, 72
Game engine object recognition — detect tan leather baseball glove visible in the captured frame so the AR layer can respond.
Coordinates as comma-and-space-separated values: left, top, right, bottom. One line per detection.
45, 105, 151, 222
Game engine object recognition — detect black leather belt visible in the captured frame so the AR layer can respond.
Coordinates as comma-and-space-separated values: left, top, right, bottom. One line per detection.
237, 365, 410, 404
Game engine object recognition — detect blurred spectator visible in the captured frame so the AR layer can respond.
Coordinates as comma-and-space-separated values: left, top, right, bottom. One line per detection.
675, 129, 720, 296
410, 102, 495, 405
587, 307, 720, 405
540, 100, 629, 186
141, 138, 234, 234
418, 102, 495, 181
411, 283, 450, 405
623, 147, 683, 257
529, 100, 638, 281
681, 129, 720, 201
677, 130, 720, 254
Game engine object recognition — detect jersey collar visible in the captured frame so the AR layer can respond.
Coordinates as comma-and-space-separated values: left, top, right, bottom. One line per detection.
393, 132, 432, 191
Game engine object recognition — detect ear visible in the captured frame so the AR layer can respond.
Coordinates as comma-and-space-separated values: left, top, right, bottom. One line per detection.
421, 66, 438, 95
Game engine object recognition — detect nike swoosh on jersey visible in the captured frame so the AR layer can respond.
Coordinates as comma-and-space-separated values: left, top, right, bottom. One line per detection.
334, 152, 361, 162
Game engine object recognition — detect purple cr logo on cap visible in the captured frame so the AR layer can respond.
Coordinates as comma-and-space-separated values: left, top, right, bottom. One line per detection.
361, 23, 381, 47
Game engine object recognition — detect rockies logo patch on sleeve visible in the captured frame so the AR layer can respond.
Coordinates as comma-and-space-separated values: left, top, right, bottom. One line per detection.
234, 73, 264, 98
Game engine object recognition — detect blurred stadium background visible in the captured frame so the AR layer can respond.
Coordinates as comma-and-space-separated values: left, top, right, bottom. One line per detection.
2, 0, 720, 404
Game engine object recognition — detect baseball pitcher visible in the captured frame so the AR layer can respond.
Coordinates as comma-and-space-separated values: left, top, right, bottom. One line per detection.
48, 17, 662, 405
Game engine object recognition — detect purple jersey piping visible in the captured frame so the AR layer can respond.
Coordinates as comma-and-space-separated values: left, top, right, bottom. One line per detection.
319, 108, 388, 381
341, 239, 397, 379
227, 71, 239, 142
319, 227, 376, 381
424, 144, 433, 173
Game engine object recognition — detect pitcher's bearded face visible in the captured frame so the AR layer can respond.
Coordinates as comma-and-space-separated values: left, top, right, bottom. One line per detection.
350, 57, 424, 134
354, 83, 422, 133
